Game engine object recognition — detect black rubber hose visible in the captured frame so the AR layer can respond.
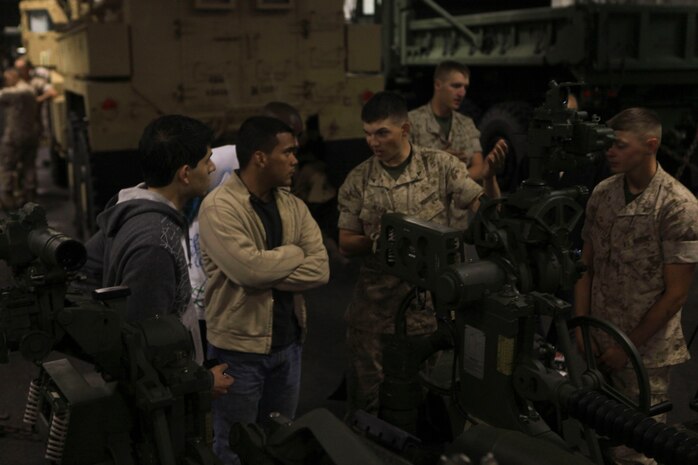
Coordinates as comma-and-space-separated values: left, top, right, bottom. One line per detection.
564, 390, 697, 465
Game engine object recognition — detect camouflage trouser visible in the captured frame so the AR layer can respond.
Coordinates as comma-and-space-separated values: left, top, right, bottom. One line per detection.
0, 139, 38, 210
608, 366, 671, 465
346, 327, 384, 416
346, 327, 438, 417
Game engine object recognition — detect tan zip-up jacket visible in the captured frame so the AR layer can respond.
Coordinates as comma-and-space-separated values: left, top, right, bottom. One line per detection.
199, 172, 329, 354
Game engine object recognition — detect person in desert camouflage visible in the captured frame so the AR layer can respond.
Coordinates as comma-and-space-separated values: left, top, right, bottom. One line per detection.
574, 107, 698, 465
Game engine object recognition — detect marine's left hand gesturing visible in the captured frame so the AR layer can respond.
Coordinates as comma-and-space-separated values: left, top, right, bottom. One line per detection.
482, 138, 508, 180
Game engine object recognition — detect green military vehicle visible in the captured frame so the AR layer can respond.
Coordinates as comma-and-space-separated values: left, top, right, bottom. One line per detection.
18, 0, 698, 236
379, 0, 698, 192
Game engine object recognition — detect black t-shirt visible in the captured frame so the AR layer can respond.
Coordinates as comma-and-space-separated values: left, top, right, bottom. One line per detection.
434, 112, 452, 140
381, 149, 414, 180
249, 192, 300, 349
623, 178, 643, 205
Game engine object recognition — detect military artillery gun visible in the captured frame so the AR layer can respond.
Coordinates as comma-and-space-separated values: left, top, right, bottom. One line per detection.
0, 203, 218, 465
372, 81, 697, 464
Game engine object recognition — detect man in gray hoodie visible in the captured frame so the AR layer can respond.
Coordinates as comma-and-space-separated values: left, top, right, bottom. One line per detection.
81, 114, 233, 396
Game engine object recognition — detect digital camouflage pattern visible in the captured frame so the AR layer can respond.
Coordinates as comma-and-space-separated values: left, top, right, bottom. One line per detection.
582, 164, 698, 368
409, 104, 483, 228
339, 145, 482, 414
0, 80, 39, 208
338, 145, 483, 335
0, 80, 38, 144
28, 75, 50, 96
345, 327, 384, 414
408, 104, 482, 166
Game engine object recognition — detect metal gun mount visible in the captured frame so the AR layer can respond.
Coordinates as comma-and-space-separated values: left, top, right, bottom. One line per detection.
0, 203, 217, 465
526, 81, 615, 187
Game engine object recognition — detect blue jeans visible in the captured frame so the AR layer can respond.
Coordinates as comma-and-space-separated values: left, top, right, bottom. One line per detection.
208, 342, 302, 465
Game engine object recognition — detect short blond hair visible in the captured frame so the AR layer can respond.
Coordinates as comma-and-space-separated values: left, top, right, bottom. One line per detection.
434, 61, 470, 82
607, 107, 662, 144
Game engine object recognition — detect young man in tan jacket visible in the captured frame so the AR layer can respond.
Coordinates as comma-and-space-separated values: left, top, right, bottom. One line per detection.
199, 116, 329, 465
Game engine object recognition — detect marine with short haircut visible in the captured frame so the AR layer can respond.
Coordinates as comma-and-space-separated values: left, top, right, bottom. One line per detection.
409, 60, 487, 180
409, 60, 507, 228
338, 91, 506, 415
574, 107, 698, 465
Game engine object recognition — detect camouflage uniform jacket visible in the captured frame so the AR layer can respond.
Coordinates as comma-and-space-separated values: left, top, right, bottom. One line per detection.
0, 80, 38, 144
28, 75, 50, 96
408, 103, 482, 166
338, 145, 483, 334
581, 164, 698, 367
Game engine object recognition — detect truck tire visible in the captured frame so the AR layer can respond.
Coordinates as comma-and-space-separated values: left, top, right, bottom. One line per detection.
479, 102, 532, 193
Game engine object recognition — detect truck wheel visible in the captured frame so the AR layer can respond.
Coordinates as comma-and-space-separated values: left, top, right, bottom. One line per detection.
479, 102, 532, 193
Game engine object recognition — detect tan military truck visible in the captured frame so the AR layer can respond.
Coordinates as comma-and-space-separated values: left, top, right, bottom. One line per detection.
22, 0, 698, 236
20, 0, 383, 237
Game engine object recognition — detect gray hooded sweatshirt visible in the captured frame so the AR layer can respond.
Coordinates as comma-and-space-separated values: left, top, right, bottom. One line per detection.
81, 183, 191, 322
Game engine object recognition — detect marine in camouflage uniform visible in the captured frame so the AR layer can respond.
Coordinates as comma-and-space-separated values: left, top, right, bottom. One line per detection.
15, 57, 57, 175
408, 104, 482, 167
0, 71, 39, 210
407, 61, 483, 173
410, 105, 484, 230
339, 91, 505, 415
576, 107, 698, 465
582, 165, 696, 371
581, 164, 698, 463
408, 60, 494, 228
339, 145, 484, 414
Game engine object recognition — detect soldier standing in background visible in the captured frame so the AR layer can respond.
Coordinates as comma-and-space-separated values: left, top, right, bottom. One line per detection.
409, 61, 486, 181
0, 68, 38, 210
15, 57, 56, 146
14, 57, 56, 106
409, 61, 506, 229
